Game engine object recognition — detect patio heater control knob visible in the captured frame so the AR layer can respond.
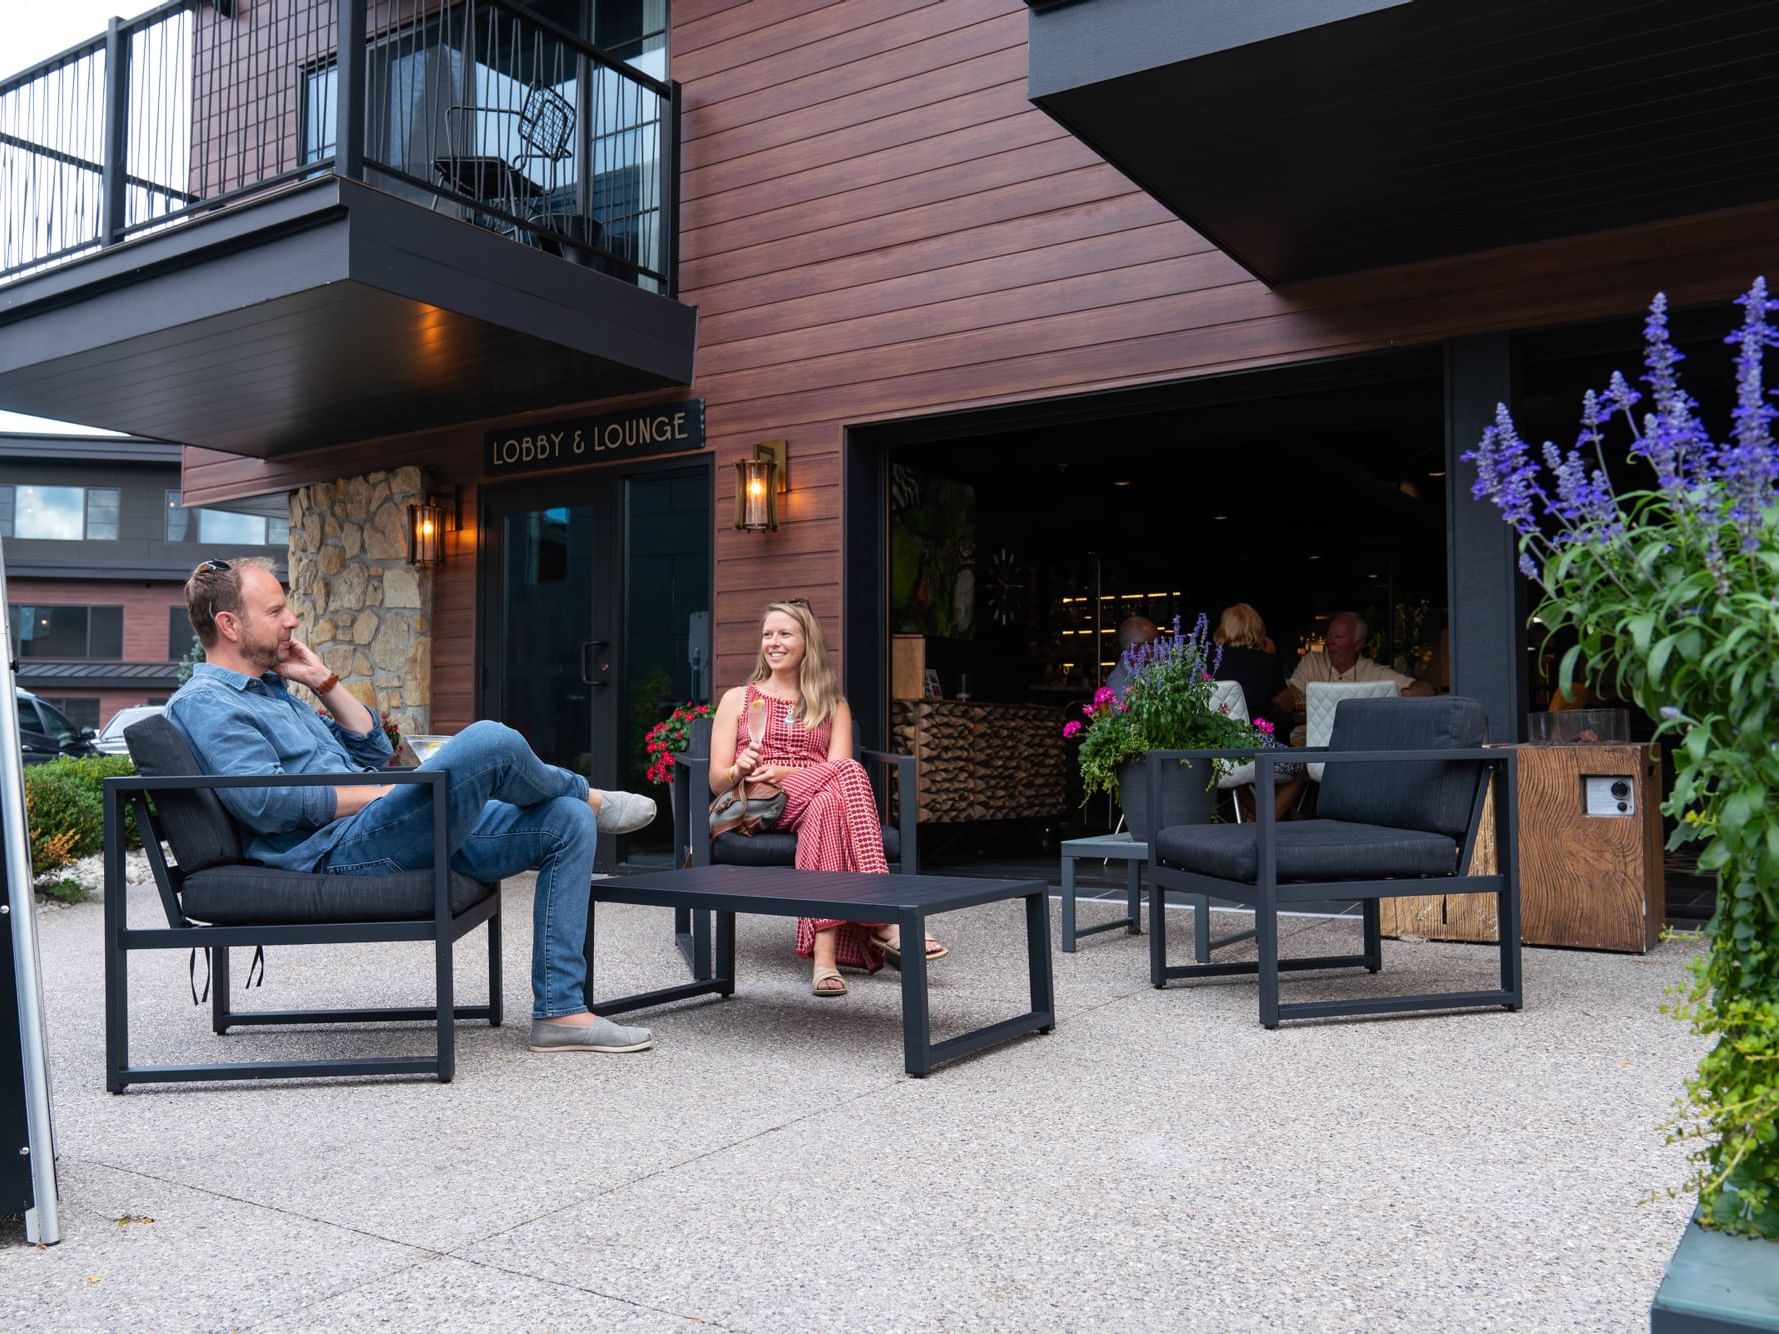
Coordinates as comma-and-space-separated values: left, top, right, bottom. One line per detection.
1610, 779, 1630, 799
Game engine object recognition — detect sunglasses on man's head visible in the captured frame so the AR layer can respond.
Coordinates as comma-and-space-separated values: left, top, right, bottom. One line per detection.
200, 558, 231, 573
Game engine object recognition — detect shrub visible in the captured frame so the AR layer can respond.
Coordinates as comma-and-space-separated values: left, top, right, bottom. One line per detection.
22, 754, 142, 874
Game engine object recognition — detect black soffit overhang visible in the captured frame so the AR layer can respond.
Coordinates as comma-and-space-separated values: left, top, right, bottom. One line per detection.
1027, 0, 1779, 284
0, 176, 696, 458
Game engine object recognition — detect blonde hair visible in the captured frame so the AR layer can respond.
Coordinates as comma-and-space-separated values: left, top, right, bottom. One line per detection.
751, 600, 840, 729
1214, 603, 1268, 650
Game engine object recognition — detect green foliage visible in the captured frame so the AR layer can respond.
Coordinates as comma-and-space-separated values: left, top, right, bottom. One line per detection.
1538, 505, 1779, 1238
628, 667, 673, 784
1465, 284, 1779, 1239
175, 633, 203, 686
23, 754, 141, 874
40, 878, 89, 905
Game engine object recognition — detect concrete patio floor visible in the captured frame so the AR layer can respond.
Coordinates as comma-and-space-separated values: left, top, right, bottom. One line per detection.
3, 874, 1705, 1331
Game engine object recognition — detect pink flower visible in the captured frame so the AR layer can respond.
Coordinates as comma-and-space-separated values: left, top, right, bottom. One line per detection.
1092, 686, 1116, 706
1062, 720, 1083, 738
1201, 672, 1212, 681
1254, 718, 1275, 736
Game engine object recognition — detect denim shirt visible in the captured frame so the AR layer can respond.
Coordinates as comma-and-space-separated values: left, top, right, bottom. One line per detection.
165, 663, 393, 871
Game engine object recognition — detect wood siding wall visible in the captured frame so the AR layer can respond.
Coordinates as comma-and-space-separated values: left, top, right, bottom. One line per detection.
184, 0, 1779, 731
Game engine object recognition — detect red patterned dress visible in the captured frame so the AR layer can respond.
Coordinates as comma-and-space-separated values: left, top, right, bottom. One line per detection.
737, 684, 889, 972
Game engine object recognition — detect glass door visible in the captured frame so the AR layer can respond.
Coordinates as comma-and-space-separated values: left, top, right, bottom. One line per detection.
619, 465, 711, 860
480, 461, 709, 864
482, 482, 611, 780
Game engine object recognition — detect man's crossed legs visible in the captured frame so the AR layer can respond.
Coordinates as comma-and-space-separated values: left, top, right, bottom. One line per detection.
320, 720, 656, 1052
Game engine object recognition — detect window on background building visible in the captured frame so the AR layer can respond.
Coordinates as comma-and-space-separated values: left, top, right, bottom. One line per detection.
0, 485, 121, 540
41, 697, 99, 731
303, 62, 337, 163
168, 606, 198, 661
165, 491, 288, 546
85, 488, 119, 540
9, 605, 125, 659
594, 0, 668, 73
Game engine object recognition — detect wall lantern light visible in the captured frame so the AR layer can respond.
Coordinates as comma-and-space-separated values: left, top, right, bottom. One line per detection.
733, 439, 789, 532
407, 486, 459, 568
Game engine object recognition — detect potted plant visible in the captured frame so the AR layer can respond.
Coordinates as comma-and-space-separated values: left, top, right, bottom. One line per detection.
1465, 281, 1779, 1315
1065, 613, 1276, 840
643, 701, 715, 829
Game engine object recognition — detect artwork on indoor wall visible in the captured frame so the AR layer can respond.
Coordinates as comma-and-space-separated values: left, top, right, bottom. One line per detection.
890, 463, 975, 638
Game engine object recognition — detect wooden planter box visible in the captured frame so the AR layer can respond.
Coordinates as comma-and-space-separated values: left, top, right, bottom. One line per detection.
1380, 741, 1664, 953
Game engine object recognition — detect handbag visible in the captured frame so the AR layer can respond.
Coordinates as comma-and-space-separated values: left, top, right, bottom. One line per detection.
708, 779, 787, 838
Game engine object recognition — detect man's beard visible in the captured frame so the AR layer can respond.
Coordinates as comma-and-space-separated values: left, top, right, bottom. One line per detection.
243, 635, 283, 671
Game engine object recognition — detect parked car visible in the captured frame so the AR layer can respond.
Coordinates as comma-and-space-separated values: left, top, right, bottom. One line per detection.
16, 690, 98, 765
92, 704, 166, 757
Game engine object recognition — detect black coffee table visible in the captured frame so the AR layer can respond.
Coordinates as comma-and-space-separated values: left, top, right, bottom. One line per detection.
583, 866, 1055, 1076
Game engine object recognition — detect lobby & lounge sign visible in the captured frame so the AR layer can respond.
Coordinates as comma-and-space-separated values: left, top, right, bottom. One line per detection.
485, 400, 705, 475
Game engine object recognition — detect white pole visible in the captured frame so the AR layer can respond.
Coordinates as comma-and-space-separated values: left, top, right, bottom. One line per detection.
0, 534, 61, 1244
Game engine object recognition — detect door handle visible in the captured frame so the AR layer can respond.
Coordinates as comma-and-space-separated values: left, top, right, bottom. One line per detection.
580, 639, 612, 687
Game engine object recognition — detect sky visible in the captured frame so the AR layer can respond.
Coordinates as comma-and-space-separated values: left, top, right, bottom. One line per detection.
0, 0, 163, 436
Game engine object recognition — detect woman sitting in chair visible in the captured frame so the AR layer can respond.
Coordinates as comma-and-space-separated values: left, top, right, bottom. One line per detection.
709, 599, 947, 997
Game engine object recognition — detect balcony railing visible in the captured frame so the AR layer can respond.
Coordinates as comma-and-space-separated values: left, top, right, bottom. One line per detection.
0, 0, 678, 293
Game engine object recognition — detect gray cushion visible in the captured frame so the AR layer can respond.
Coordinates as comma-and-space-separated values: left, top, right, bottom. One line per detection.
712, 824, 902, 868
124, 715, 243, 872
179, 863, 493, 925
1316, 697, 1486, 838
1155, 819, 1459, 883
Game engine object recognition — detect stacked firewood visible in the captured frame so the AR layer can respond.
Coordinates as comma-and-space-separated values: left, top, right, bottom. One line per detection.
890, 700, 1068, 822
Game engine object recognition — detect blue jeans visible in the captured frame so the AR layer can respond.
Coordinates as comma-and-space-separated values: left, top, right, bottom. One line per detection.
321, 720, 595, 1019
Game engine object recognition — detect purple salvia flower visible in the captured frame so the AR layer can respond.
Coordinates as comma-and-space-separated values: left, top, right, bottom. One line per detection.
1463, 404, 1546, 537
1600, 370, 1641, 422
1518, 553, 1540, 581
1720, 275, 1779, 546
1634, 292, 1710, 494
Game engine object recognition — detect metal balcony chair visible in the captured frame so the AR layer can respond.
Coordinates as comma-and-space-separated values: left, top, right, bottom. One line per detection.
1142, 696, 1521, 1028
103, 717, 502, 1090
667, 715, 918, 974
440, 86, 577, 238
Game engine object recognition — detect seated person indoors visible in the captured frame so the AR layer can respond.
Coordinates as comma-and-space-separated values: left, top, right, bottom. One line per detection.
708, 598, 946, 999
1274, 609, 1434, 746
165, 557, 659, 1056
1211, 602, 1286, 724
1103, 615, 1160, 699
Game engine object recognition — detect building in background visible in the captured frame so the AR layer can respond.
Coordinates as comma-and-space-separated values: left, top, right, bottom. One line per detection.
1, 0, 1777, 858
0, 434, 287, 729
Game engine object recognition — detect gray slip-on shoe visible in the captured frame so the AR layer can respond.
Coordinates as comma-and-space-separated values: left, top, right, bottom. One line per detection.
528, 1016, 654, 1053
591, 788, 657, 835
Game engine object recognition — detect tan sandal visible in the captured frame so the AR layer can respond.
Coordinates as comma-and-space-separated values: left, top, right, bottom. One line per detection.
811, 967, 847, 997
872, 934, 948, 967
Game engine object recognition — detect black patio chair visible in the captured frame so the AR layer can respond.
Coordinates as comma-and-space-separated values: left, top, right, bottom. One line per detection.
1143, 696, 1521, 1028
103, 716, 502, 1090
665, 715, 917, 973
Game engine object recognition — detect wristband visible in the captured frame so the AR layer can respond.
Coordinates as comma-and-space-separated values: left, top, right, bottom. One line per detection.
315, 672, 340, 695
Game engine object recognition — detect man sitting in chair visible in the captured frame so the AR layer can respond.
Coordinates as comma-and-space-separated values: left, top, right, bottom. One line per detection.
165, 557, 659, 1055
1275, 610, 1433, 745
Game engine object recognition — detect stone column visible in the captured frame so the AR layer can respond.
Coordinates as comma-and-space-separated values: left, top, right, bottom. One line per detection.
286, 467, 433, 738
